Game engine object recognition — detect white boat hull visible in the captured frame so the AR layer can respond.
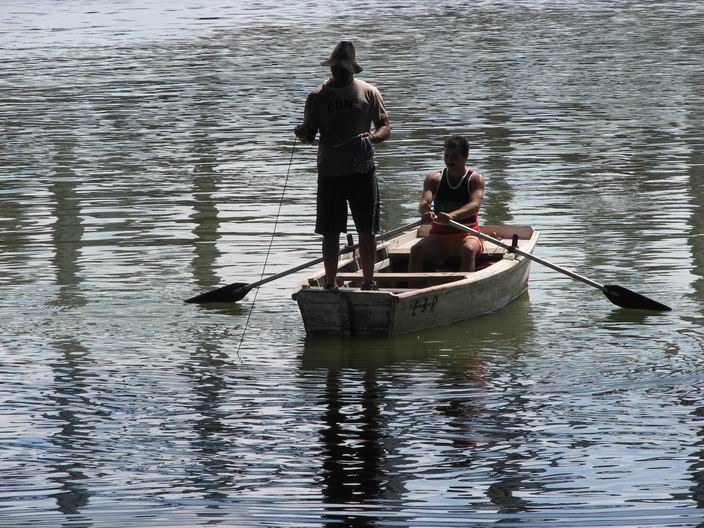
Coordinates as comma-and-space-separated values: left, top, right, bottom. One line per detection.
292, 225, 539, 337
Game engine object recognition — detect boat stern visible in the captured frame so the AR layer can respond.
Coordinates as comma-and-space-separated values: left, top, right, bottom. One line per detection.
292, 287, 398, 337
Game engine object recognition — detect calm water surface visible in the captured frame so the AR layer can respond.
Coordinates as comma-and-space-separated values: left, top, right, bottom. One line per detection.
2, 1, 704, 526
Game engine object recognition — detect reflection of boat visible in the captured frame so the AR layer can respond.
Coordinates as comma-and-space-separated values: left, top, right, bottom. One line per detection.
292, 224, 540, 337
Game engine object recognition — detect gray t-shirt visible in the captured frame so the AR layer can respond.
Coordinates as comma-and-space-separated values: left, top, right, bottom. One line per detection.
303, 78, 388, 178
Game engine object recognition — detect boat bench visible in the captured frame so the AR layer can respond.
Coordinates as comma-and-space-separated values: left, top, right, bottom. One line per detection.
386, 237, 509, 272
333, 272, 469, 286
307, 272, 467, 287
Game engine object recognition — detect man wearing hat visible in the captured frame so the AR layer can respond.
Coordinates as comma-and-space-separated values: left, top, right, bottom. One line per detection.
295, 41, 390, 291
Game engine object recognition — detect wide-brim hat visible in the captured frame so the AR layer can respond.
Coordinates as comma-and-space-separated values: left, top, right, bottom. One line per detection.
320, 40, 363, 74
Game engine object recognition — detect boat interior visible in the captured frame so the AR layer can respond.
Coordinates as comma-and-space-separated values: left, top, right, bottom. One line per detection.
305, 224, 535, 291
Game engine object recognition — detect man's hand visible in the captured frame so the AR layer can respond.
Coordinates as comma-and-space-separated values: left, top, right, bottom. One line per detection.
421, 210, 436, 224
294, 125, 314, 143
436, 212, 452, 224
360, 131, 376, 143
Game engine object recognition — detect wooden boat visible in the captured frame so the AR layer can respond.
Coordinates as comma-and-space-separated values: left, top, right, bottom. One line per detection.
292, 224, 540, 337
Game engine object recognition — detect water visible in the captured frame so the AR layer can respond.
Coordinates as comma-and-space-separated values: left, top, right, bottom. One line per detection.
2, 0, 704, 526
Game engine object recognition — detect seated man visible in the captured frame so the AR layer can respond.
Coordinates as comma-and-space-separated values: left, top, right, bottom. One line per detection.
408, 136, 486, 272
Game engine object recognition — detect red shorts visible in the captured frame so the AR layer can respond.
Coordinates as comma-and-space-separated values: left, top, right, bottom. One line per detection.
432, 232, 484, 259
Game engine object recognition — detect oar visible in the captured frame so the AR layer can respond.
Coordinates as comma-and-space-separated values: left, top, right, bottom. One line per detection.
185, 220, 423, 304
447, 220, 671, 311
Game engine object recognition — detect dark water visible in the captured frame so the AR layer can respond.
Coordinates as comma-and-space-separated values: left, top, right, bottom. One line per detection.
2, 1, 704, 526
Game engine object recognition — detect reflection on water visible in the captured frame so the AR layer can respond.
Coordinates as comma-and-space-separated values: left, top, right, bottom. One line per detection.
50, 136, 87, 309
687, 114, 704, 312
2, 0, 704, 526
47, 337, 94, 521
318, 370, 391, 526
298, 300, 543, 523
183, 337, 235, 523
190, 161, 223, 290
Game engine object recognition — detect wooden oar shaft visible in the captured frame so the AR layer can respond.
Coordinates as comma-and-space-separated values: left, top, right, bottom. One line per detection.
447, 220, 605, 291
244, 255, 325, 291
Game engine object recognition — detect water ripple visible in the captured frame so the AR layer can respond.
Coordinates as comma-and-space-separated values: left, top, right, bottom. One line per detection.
2, 0, 704, 526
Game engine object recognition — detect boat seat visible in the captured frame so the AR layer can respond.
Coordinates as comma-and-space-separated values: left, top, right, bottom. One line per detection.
335, 272, 468, 282
307, 272, 467, 288
387, 237, 509, 272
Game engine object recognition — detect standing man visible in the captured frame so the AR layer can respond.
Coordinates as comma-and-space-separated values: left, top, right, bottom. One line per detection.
409, 136, 486, 272
294, 41, 390, 291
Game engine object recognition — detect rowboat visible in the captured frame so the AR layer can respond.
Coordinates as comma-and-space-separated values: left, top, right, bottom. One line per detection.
291, 223, 540, 336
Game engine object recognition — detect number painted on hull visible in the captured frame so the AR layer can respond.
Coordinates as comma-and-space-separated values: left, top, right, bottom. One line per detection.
411, 295, 439, 317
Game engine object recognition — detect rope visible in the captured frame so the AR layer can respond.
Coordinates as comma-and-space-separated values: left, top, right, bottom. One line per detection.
236, 137, 297, 357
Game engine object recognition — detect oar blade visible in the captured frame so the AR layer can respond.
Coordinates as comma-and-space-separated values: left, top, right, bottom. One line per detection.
602, 284, 671, 312
185, 282, 251, 304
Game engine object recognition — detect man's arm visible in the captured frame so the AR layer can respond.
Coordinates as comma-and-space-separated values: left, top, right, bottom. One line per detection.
294, 93, 318, 144
436, 171, 485, 224
419, 171, 441, 224
362, 86, 390, 144
366, 116, 390, 144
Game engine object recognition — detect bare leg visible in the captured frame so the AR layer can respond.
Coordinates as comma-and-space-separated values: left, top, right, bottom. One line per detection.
358, 232, 376, 284
458, 237, 482, 272
408, 241, 425, 273
408, 236, 444, 273
322, 234, 340, 286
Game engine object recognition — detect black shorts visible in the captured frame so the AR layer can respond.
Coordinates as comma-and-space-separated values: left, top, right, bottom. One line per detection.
315, 169, 380, 236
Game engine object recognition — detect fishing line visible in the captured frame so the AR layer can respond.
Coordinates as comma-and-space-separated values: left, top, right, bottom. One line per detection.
236, 137, 297, 357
